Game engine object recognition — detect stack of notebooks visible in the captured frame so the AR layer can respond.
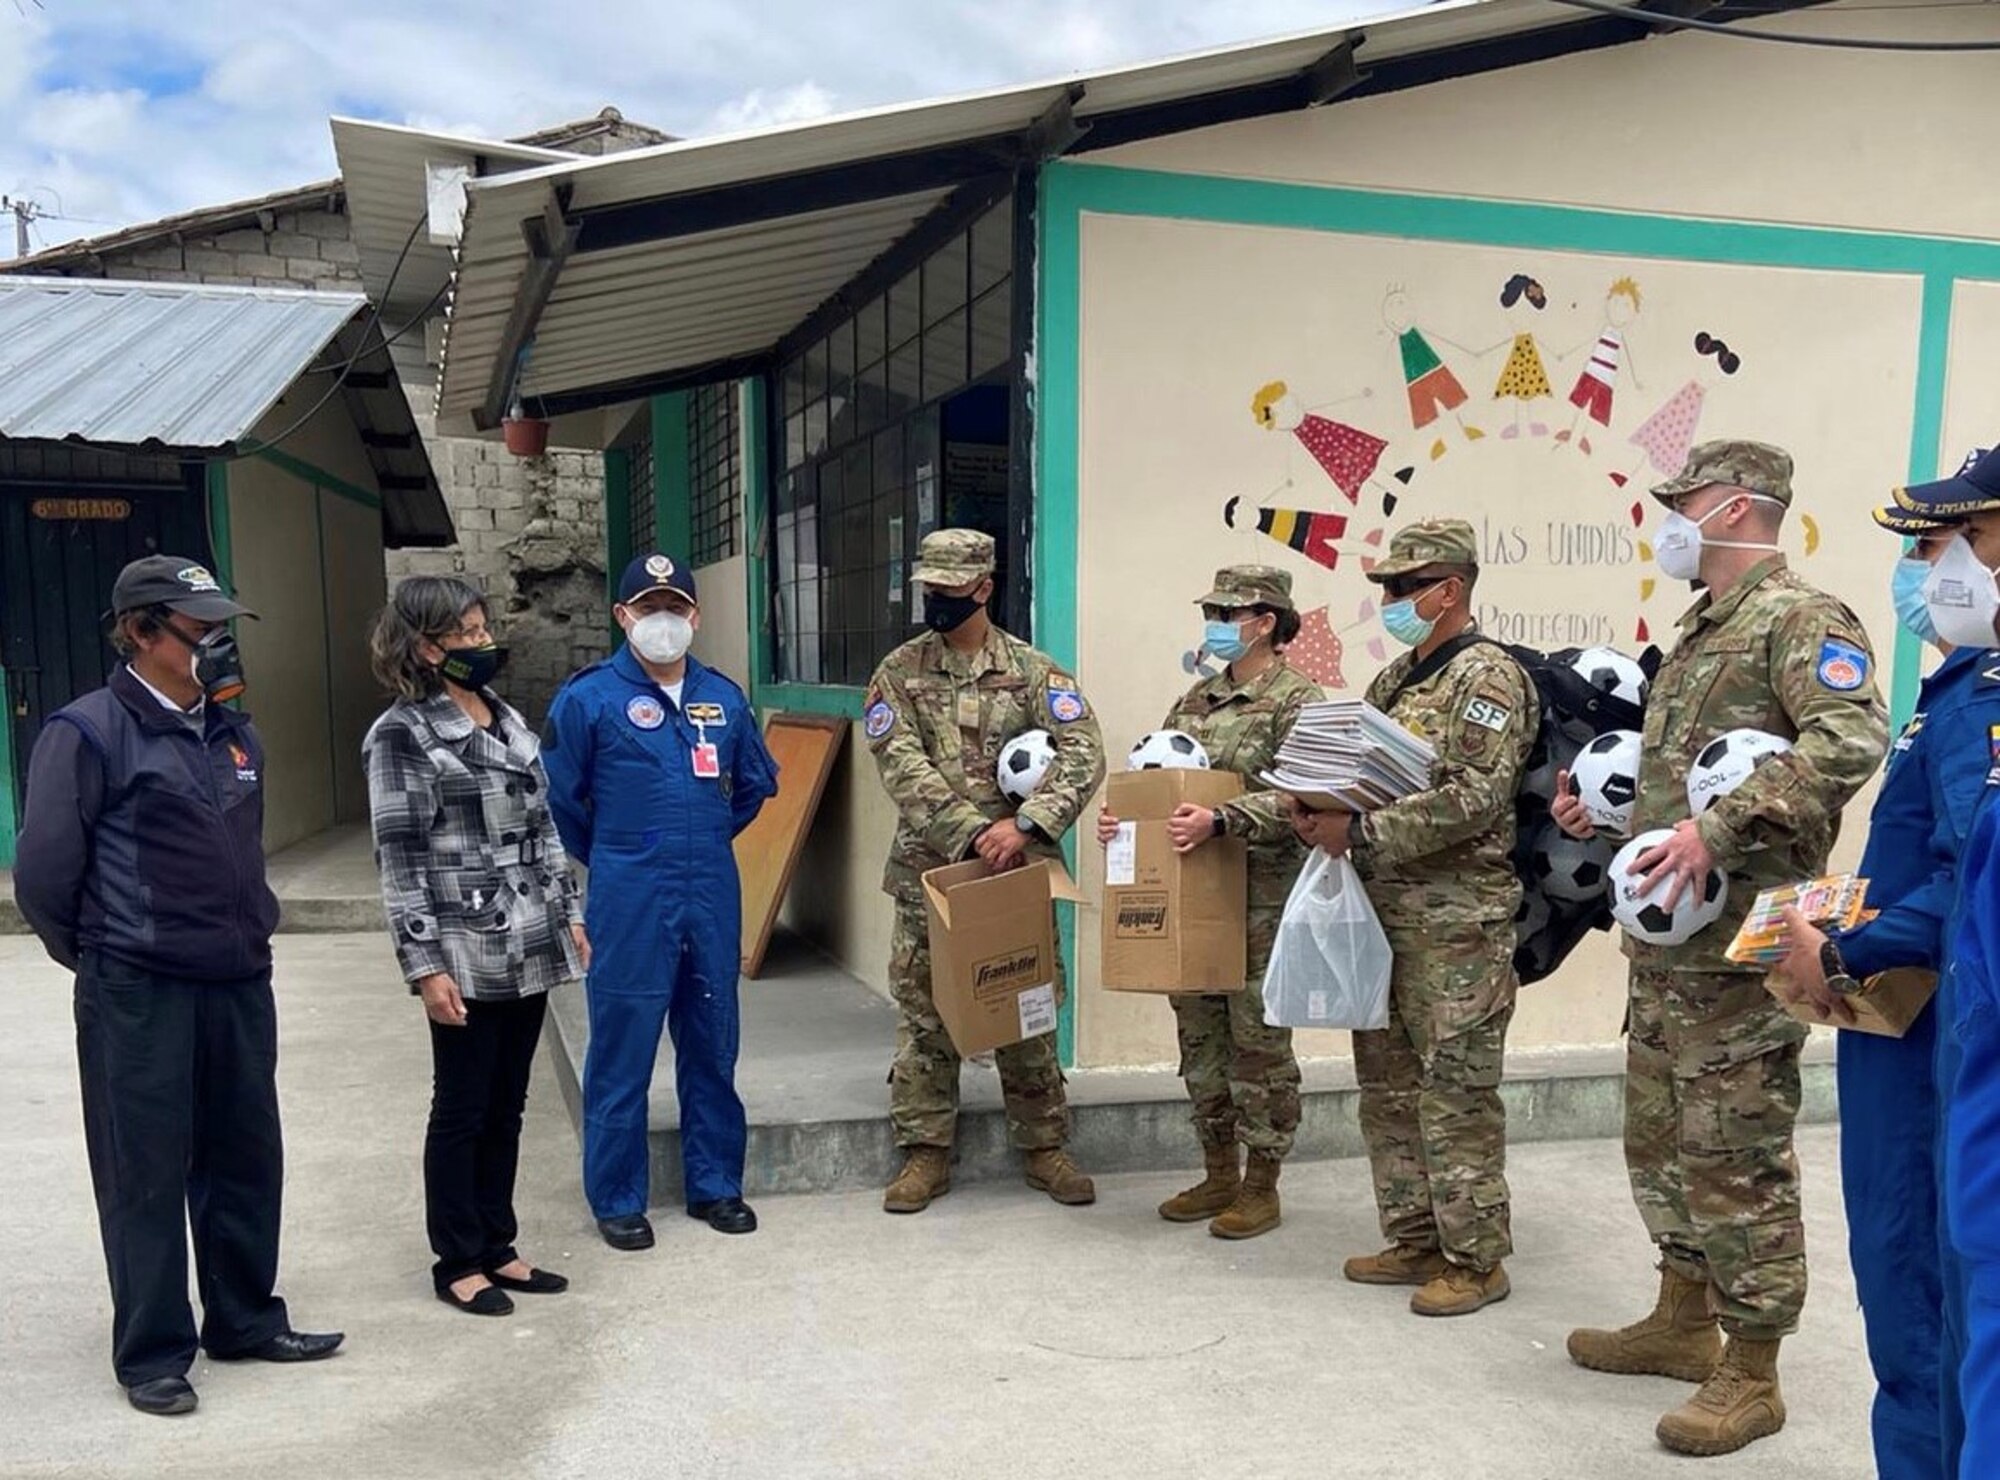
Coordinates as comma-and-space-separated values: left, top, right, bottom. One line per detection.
1258, 700, 1436, 812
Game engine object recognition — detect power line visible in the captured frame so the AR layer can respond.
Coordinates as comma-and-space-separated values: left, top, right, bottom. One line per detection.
1549, 0, 2000, 49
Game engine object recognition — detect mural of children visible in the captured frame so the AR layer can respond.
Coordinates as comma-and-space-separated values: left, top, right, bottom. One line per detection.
1222, 493, 1384, 573
1488, 273, 1553, 438
1554, 277, 1642, 455
1610, 331, 1741, 488
1381, 286, 1485, 461
1250, 380, 1413, 515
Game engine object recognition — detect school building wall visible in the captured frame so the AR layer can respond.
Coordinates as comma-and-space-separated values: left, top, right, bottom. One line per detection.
1034, 1, 2000, 1069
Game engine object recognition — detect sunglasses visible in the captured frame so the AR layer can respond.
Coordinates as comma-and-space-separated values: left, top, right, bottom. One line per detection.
1380, 574, 1451, 600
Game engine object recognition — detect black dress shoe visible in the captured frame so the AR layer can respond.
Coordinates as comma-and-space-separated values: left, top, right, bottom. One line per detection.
688, 1197, 758, 1235
598, 1213, 655, 1251
486, 1266, 568, 1294
127, 1376, 198, 1416
213, 1329, 345, 1363
436, 1283, 514, 1317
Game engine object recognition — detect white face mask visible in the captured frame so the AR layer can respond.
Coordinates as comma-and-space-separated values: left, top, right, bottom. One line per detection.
1654, 494, 1784, 582
628, 611, 693, 665
1922, 534, 2000, 650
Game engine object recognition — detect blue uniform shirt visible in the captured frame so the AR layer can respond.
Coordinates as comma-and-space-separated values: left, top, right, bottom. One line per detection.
1838, 647, 2000, 980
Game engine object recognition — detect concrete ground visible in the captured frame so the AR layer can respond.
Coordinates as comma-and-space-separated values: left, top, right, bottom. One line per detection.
0, 933, 1876, 1480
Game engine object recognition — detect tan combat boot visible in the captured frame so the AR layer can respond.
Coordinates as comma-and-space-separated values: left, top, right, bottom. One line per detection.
1209, 1151, 1282, 1239
1567, 1265, 1722, 1382
1158, 1143, 1240, 1223
883, 1146, 952, 1214
1343, 1244, 1449, 1286
1024, 1148, 1097, 1205
1655, 1336, 1786, 1456
1411, 1261, 1510, 1317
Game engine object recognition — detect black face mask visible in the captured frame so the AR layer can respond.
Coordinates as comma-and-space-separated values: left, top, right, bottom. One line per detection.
923, 591, 984, 634
161, 623, 247, 704
438, 643, 508, 692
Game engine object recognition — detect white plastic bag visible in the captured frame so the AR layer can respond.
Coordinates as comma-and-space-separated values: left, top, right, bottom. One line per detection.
1261, 851, 1392, 1030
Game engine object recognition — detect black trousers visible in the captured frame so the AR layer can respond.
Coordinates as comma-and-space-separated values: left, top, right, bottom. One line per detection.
74, 952, 290, 1386
425, 992, 548, 1289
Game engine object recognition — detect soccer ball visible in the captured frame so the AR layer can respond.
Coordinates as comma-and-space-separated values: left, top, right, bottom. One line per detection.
998, 729, 1058, 802
1513, 887, 1553, 947
1686, 729, 1795, 816
1569, 645, 1650, 711
1608, 828, 1729, 946
1127, 729, 1211, 771
1570, 729, 1643, 838
1521, 728, 1582, 806
1529, 822, 1618, 906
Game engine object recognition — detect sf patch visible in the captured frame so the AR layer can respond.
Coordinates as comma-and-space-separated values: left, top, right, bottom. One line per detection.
626, 695, 667, 730
1047, 673, 1086, 724
1462, 697, 1511, 733
1816, 635, 1870, 692
864, 695, 897, 740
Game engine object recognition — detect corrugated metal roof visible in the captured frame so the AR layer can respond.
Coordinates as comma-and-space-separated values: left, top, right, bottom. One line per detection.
0, 276, 365, 449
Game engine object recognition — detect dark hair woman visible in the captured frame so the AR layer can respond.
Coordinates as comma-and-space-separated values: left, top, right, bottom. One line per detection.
363, 576, 587, 1316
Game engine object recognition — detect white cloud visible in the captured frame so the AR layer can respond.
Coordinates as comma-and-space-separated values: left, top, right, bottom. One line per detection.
704, 81, 837, 136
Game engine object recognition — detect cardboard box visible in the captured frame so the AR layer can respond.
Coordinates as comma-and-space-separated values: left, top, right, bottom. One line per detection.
1100, 769, 1249, 994
922, 858, 1085, 1056
1765, 965, 1937, 1038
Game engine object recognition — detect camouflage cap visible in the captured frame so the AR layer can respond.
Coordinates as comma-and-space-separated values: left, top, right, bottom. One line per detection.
1196, 564, 1295, 613
1650, 439, 1795, 508
1365, 518, 1478, 583
911, 527, 995, 587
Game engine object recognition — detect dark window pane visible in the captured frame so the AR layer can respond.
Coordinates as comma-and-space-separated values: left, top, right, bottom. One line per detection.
820, 630, 844, 686
803, 338, 828, 403
855, 294, 886, 365
804, 400, 828, 462
784, 412, 805, 471
856, 358, 886, 435
828, 319, 855, 404
910, 408, 941, 533
971, 284, 1011, 379
889, 270, 921, 348
888, 341, 920, 414
842, 441, 870, 511
873, 425, 903, 495
924, 234, 967, 327
972, 200, 1011, 296
923, 308, 968, 402
781, 356, 806, 421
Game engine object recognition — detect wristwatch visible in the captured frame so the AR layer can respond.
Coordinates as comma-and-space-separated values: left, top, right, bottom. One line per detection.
1016, 814, 1045, 841
1211, 809, 1228, 839
1819, 938, 1862, 996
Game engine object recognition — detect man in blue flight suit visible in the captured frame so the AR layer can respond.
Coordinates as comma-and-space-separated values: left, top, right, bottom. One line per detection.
542, 552, 778, 1250
1776, 446, 2000, 1479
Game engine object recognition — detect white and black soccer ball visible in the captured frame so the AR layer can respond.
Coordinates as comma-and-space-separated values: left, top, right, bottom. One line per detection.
1569, 645, 1650, 712
1686, 729, 1794, 816
1529, 823, 1618, 906
1608, 828, 1729, 947
1127, 729, 1211, 771
998, 729, 1058, 802
1522, 729, 1583, 807
1570, 729, 1643, 838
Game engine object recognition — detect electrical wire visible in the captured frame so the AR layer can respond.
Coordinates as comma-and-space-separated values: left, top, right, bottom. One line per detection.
1548, 0, 2000, 49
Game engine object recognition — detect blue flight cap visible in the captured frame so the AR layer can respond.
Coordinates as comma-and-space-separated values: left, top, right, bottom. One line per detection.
1891, 446, 2000, 521
617, 552, 697, 607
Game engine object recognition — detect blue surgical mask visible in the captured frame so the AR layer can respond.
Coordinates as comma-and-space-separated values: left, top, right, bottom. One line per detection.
1892, 555, 1939, 645
1380, 584, 1441, 648
1203, 619, 1250, 662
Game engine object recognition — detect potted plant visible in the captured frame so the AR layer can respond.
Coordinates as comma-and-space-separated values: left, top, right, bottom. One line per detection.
501, 396, 550, 458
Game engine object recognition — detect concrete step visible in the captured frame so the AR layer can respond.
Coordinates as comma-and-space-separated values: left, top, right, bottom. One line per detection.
544, 932, 1839, 1206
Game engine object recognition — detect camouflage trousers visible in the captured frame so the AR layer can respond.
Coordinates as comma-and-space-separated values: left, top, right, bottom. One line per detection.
1625, 965, 1809, 1338
887, 897, 1070, 1151
1354, 920, 1517, 1271
1171, 978, 1301, 1157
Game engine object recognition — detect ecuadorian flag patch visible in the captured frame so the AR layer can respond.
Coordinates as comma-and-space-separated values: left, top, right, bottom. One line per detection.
1816, 636, 1869, 692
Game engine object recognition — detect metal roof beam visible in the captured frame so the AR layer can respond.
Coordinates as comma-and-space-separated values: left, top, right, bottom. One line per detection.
1021, 83, 1089, 161
1299, 34, 1368, 107
527, 350, 777, 421
1633, 0, 1722, 29
477, 184, 577, 429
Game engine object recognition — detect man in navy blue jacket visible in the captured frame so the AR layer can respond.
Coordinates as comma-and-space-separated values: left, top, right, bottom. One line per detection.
14, 556, 341, 1418
543, 552, 778, 1251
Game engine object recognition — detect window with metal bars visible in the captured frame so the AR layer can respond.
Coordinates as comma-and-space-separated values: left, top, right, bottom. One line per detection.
688, 384, 741, 567
627, 431, 656, 555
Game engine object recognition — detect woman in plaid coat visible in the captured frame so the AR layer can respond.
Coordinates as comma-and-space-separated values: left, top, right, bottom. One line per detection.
364, 577, 587, 1317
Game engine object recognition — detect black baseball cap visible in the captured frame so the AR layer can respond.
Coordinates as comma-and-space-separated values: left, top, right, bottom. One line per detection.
110, 555, 257, 621
617, 551, 697, 606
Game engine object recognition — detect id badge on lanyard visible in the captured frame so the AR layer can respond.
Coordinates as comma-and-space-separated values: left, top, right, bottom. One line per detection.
692, 720, 720, 779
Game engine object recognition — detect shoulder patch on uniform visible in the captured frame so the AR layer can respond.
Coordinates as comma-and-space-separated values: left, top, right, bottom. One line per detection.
625, 695, 666, 730
1816, 635, 1870, 692
1980, 662, 2000, 687
1047, 672, 1086, 724
1462, 696, 1512, 733
1988, 723, 2000, 765
864, 696, 897, 740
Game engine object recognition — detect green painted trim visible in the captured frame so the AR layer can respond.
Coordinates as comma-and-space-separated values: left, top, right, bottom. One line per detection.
757, 682, 866, 720
744, 377, 772, 709
603, 445, 632, 646
205, 460, 234, 586
654, 391, 693, 561
312, 488, 341, 814
1892, 274, 1957, 734
248, 446, 382, 511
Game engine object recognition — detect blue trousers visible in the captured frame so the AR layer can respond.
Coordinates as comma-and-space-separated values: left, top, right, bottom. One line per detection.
1937, 972, 1969, 1479
581, 942, 747, 1218
1840, 1003, 1945, 1479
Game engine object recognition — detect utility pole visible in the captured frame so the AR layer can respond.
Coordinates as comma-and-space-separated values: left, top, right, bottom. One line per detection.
2, 195, 41, 258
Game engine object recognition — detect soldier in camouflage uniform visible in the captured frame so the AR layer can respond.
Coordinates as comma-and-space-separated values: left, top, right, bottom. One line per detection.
1554, 441, 1889, 1457
1295, 518, 1536, 1319
1096, 565, 1321, 1239
864, 529, 1107, 1214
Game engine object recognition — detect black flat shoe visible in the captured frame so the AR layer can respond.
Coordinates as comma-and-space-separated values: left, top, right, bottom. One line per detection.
437, 1283, 514, 1317
486, 1266, 568, 1294
598, 1214, 655, 1251
211, 1329, 345, 1363
127, 1376, 198, 1416
688, 1197, 758, 1235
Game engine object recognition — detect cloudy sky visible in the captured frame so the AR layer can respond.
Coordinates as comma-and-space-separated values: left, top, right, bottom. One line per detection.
0, 0, 1384, 257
